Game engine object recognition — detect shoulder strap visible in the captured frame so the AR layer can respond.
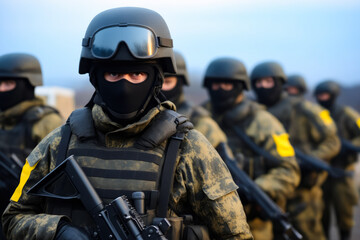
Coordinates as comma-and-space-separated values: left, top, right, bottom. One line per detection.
56, 122, 72, 166
157, 131, 185, 218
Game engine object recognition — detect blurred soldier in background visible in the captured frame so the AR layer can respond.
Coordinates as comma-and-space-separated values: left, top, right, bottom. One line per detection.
2, 8, 253, 240
251, 61, 340, 240
0, 53, 63, 240
202, 57, 300, 239
315, 80, 360, 240
284, 74, 307, 97
161, 51, 227, 148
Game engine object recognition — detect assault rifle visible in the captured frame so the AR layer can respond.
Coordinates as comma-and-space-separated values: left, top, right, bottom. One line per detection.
28, 155, 170, 240
230, 124, 352, 179
216, 143, 303, 240
341, 139, 360, 153
294, 148, 353, 178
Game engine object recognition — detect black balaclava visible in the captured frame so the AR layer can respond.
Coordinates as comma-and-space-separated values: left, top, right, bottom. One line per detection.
0, 78, 35, 111
91, 62, 161, 124
208, 82, 244, 114
317, 93, 336, 110
161, 76, 184, 107
254, 77, 283, 107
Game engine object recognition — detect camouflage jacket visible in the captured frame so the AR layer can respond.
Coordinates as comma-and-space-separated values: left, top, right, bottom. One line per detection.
329, 104, 360, 169
0, 98, 63, 160
2, 101, 253, 240
176, 95, 227, 148
267, 93, 340, 161
204, 97, 300, 205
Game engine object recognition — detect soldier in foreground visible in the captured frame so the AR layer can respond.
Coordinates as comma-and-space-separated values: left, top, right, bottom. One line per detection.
315, 80, 360, 240
202, 57, 300, 239
251, 61, 340, 240
161, 51, 227, 148
0, 53, 63, 239
2, 7, 253, 240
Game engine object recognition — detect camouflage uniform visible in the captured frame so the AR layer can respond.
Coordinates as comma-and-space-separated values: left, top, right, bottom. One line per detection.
0, 97, 63, 160
267, 93, 340, 240
204, 97, 300, 239
322, 104, 360, 237
176, 94, 227, 149
2, 101, 253, 240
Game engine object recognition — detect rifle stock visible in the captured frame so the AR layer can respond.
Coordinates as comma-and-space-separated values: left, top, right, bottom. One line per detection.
341, 139, 360, 153
28, 155, 169, 240
216, 143, 303, 240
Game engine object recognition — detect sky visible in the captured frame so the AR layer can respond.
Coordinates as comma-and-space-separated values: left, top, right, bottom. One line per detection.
1, 0, 360, 91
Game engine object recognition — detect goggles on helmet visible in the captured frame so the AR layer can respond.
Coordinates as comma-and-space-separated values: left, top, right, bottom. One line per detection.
82, 25, 173, 59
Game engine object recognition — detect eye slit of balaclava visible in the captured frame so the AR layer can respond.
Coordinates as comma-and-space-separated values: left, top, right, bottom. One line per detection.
0, 78, 34, 111
208, 81, 244, 114
161, 76, 184, 106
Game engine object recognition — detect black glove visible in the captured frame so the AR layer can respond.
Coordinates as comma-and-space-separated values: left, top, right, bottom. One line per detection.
55, 219, 91, 240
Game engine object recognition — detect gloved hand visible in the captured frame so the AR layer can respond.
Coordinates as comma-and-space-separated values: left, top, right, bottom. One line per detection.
55, 219, 91, 240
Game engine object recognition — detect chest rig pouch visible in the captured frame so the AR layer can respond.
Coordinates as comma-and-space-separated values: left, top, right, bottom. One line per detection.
50, 107, 196, 239
0, 105, 58, 161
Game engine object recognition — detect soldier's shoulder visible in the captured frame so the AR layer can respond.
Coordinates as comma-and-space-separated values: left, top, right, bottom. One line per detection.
343, 105, 360, 119
296, 99, 323, 115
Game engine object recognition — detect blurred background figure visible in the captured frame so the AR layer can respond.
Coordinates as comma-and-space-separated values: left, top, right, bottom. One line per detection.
0, 53, 63, 239
284, 74, 307, 97
315, 80, 360, 240
202, 57, 300, 239
161, 51, 227, 148
251, 61, 340, 240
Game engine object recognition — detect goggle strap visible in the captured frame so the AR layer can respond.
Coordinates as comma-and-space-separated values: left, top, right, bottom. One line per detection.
158, 37, 173, 48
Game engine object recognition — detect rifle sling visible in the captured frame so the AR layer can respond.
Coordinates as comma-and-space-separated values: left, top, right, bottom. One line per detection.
56, 122, 72, 166
157, 132, 185, 218
231, 125, 281, 167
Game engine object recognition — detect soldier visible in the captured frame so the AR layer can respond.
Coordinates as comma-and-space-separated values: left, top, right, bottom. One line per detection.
202, 57, 300, 239
250, 61, 340, 240
2, 7, 253, 240
0, 53, 63, 239
315, 80, 360, 240
284, 74, 307, 97
161, 51, 227, 148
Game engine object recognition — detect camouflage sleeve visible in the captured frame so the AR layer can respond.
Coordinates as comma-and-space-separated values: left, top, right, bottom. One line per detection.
249, 111, 300, 204
194, 115, 227, 149
2, 126, 68, 240
343, 106, 360, 146
170, 129, 253, 240
301, 102, 341, 161
32, 112, 64, 143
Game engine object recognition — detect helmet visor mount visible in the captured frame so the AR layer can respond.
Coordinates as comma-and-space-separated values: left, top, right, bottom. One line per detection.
84, 25, 173, 60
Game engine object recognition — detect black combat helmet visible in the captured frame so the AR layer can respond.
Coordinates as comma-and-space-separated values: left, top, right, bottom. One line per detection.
170, 51, 190, 85
314, 80, 341, 109
314, 80, 340, 97
79, 7, 176, 75
286, 74, 307, 94
250, 61, 286, 88
203, 57, 250, 90
0, 53, 43, 86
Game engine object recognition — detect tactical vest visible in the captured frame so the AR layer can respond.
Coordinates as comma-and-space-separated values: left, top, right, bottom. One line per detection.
0, 105, 58, 161
47, 107, 194, 238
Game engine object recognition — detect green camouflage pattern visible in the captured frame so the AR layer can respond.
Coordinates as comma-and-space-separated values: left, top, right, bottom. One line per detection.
0, 98, 64, 143
2, 101, 253, 240
266, 93, 341, 240
267, 94, 340, 161
205, 97, 300, 239
322, 104, 360, 233
176, 94, 227, 148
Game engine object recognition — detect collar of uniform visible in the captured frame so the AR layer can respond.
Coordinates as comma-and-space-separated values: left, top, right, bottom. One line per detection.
92, 101, 176, 136
0, 98, 44, 126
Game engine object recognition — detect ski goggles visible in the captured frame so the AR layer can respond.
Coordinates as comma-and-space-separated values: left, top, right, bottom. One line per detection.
82, 25, 173, 59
